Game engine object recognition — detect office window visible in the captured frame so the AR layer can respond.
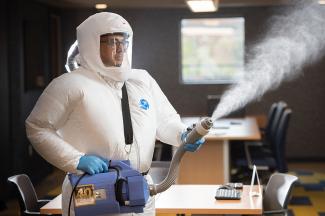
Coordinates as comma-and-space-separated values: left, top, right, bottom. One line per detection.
181, 18, 245, 84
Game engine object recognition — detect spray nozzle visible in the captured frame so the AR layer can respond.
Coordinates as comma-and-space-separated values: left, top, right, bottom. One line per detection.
183, 117, 213, 145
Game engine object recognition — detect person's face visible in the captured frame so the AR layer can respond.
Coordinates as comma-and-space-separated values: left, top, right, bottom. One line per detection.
100, 34, 129, 67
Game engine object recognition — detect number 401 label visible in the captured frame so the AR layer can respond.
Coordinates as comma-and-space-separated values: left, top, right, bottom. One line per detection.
74, 184, 96, 207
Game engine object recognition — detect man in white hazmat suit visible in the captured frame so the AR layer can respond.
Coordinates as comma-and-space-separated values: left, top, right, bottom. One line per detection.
25, 12, 204, 216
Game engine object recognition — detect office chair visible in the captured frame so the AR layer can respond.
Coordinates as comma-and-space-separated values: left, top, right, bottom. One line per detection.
253, 101, 288, 151
263, 173, 298, 215
240, 102, 280, 160
268, 101, 288, 146
272, 109, 292, 173
7, 174, 59, 215
235, 108, 292, 173
230, 101, 279, 180
231, 102, 277, 176
246, 101, 288, 160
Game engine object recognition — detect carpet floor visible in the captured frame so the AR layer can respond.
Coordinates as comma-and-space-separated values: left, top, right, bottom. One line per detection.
287, 170, 325, 216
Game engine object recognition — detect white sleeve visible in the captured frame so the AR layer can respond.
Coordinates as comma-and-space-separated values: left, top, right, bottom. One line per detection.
25, 76, 84, 173
149, 75, 187, 147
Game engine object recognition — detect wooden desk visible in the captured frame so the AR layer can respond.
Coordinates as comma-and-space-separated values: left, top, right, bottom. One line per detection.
41, 185, 263, 215
179, 117, 261, 184
156, 185, 262, 215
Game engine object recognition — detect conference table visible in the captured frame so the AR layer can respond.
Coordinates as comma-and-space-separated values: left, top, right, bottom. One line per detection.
178, 117, 261, 184
40, 185, 263, 215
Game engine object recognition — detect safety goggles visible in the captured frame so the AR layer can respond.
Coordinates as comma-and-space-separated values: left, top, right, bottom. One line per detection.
100, 38, 129, 50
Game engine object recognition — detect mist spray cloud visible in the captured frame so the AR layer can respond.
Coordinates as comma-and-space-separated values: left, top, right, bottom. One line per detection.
212, 1, 325, 121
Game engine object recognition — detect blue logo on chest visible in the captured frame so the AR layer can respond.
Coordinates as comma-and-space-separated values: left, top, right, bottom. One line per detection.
139, 99, 149, 110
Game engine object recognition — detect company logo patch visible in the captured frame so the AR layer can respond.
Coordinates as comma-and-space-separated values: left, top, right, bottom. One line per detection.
139, 99, 149, 110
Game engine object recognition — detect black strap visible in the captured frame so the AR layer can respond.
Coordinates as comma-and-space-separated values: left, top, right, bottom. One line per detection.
115, 178, 128, 206
141, 169, 150, 176
121, 84, 133, 145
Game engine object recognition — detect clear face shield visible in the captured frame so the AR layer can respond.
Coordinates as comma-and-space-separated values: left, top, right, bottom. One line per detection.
65, 32, 132, 73
99, 32, 132, 68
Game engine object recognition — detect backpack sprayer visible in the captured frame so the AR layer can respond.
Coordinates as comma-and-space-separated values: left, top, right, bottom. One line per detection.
68, 117, 213, 216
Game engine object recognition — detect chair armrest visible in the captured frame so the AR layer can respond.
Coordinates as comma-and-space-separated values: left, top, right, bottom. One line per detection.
263, 209, 287, 215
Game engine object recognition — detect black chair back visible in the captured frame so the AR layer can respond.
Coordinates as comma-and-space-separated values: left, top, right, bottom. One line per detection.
274, 109, 292, 173
269, 101, 287, 146
264, 102, 278, 140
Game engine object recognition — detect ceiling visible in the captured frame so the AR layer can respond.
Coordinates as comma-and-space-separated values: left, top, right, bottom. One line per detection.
36, 0, 292, 9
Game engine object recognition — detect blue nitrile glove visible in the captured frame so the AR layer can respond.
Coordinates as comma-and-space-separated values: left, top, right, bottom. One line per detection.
181, 131, 205, 152
77, 155, 109, 175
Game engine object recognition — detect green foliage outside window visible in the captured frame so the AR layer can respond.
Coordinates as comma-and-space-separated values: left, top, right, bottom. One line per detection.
181, 18, 245, 84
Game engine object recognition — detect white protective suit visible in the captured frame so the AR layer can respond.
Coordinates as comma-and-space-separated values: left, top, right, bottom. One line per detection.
25, 12, 186, 216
